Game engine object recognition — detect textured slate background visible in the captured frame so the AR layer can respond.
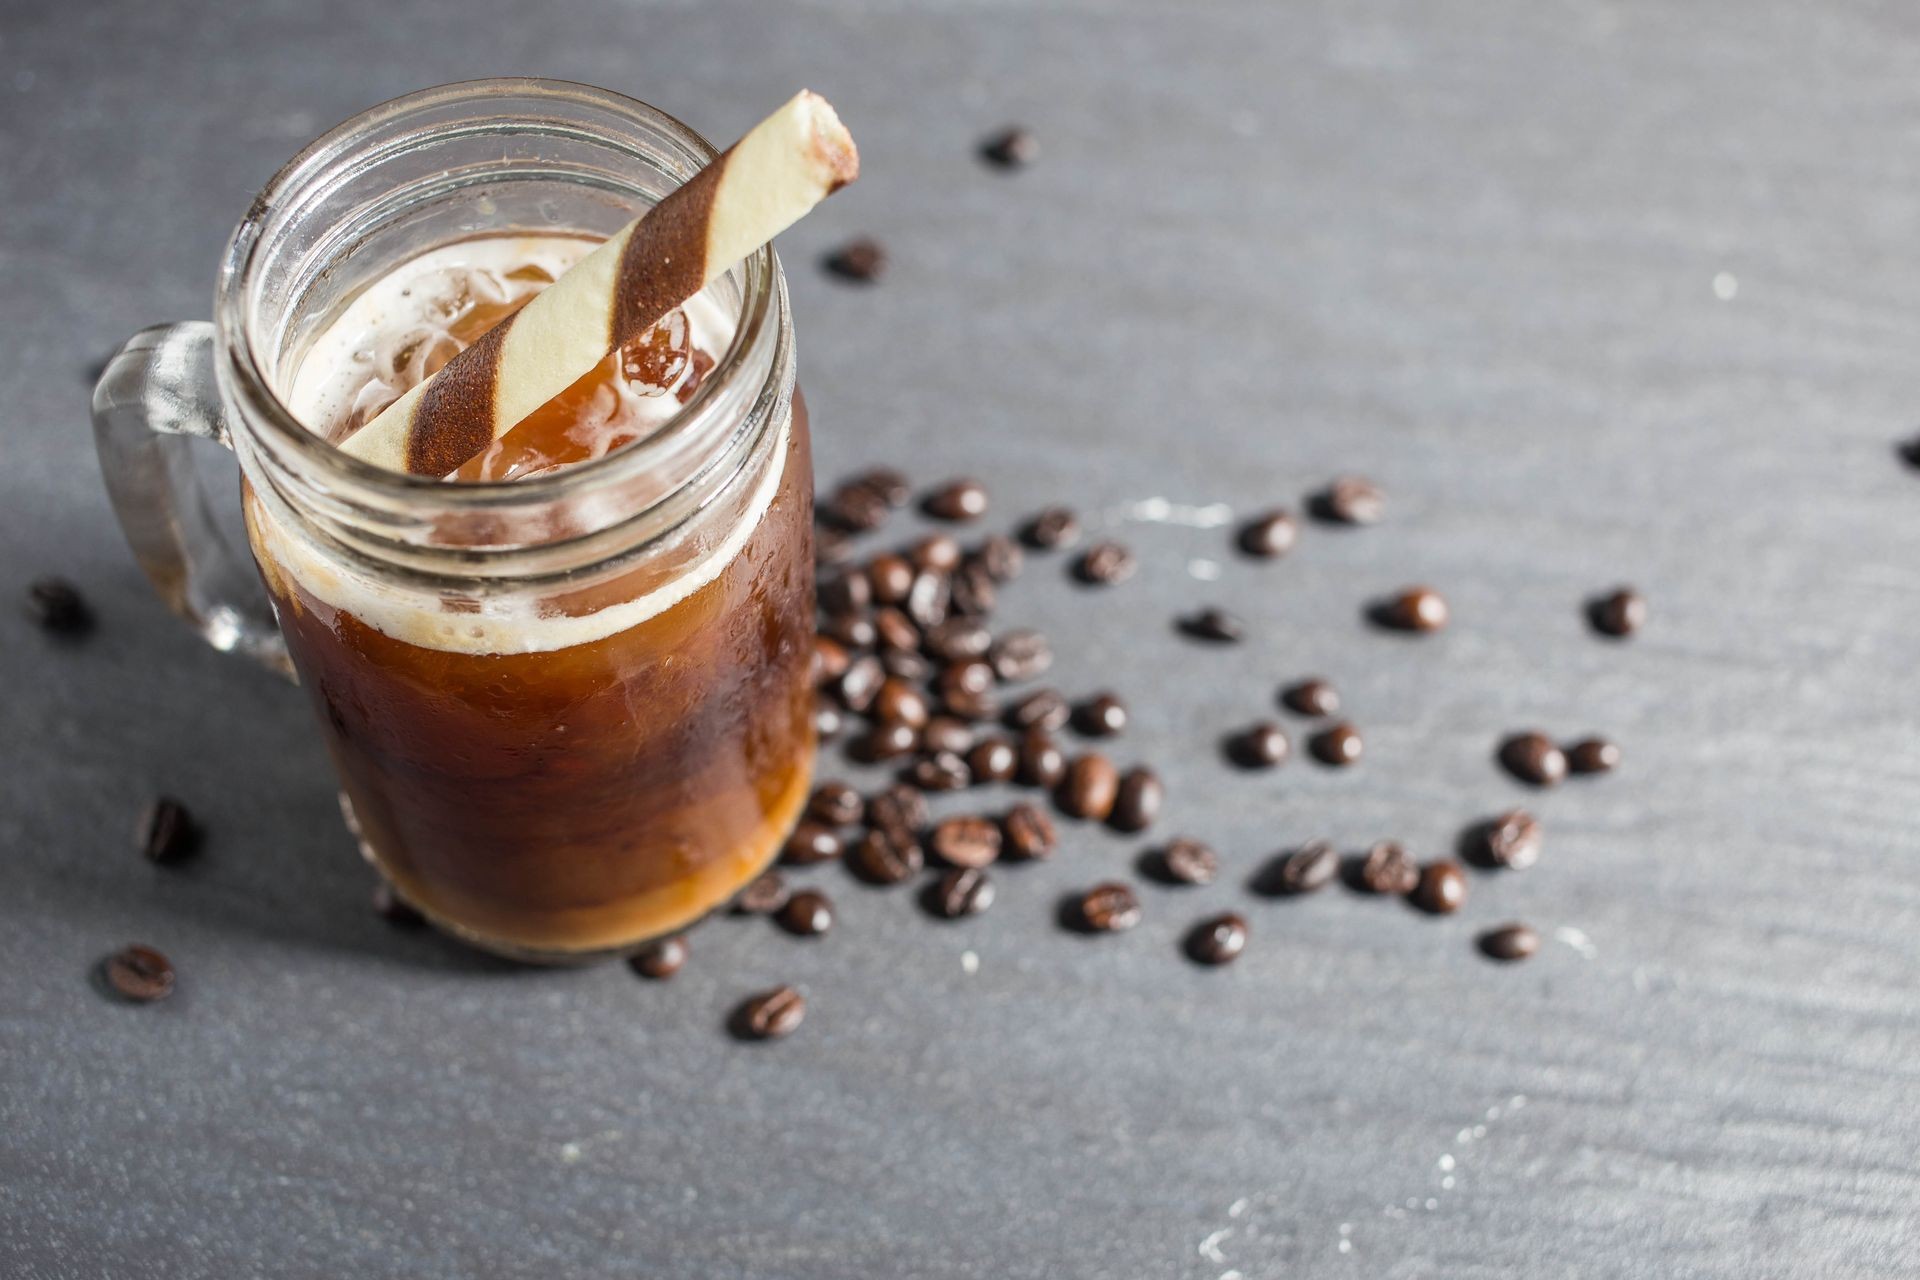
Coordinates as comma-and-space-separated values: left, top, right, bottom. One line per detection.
4, 1, 1919, 1276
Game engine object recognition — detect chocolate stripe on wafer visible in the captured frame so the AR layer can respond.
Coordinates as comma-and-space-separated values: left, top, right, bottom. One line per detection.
339, 91, 858, 477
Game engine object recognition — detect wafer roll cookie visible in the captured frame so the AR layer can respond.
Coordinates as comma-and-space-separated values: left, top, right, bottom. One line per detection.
340, 90, 858, 476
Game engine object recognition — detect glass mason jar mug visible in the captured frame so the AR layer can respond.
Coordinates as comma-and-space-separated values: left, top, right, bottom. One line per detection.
92, 81, 818, 960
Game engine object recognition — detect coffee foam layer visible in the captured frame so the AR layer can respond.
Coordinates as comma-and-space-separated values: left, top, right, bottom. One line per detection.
260, 235, 780, 657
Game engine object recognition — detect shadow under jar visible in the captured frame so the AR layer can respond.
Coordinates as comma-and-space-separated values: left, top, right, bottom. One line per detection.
92, 81, 817, 960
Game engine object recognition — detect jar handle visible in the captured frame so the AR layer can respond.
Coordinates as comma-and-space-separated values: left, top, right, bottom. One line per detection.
91, 322, 292, 678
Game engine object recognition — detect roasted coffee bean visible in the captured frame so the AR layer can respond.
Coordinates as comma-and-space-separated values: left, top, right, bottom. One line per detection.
821, 481, 890, 531
868, 554, 915, 605
1187, 913, 1248, 966
1358, 840, 1419, 894
905, 568, 952, 629
1484, 808, 1543, 869
1076, 541, 1137, 585
1315, 475, 1385, 525
870, 784, 929, 838
948, 559, 997, 617
1158, 838, 1219, 886
881, 649, 931, 681
1479, 923, 1540, 962
1109, 767, 1163, 833
27, 577, 91, 633
1077, 882, 1141, 932
733, 870, 790, 916
938, 659, 996, 701
1238, 510, 1298, 559
920, 716, 975, 756
1414, 860, 1468, 914
1181, 608, 1244, 643
931, 815, 1002, 869
781, 821, 844, 867
1381, 586, 1449, 633
825, 236, 887, 282
817, 567, 872, 617
908, 750, 972, 793
923, 478, 989, 522
814, 699, 846, 743
1060, 753, 1120, 820
911, 532, 963, 572
807, 781, 865, 828
1231, 722, 1291, 768
819, 612, 876, 650
980, 125, 1039, 168
856, 721, 920, 762
737, 985, 806, 1039
812, 635, 851, 684
835, 655, 885, 712
136, 797, 197, 865
1276, 839, 1340, 894
941, 685, 997, 722
873, 676, 931, 728
1022, 506, 1081, 550
1002, 802, 1058, 860
814, 527, 855, 568
1310, 722, 1364, 766
973, 534, 1023, 583
846, 467, 911, 508
968, 736, 1019, 784
777, 889, 835, 937
1073, 693, 1128, 738
1566, 737, 1620, 775
848, 829, 923, 885
989, 629, 1052, 681
1006, 688, 1071, 733
371, 883, 425, 927
630, 936, 688, 979
930, 867, 995, 918
1590, 587, 1645, 638
1500, 732, 1567, 787
924, 617, 991, 662
103, 945, 174, 1003
871, 611, 917, 662
1019, 730, 1068, 787
1281, 678, 1339, 717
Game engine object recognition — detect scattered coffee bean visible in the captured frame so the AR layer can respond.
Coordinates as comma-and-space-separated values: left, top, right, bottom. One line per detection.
870, 783, 929, 836
921, 716, 975, 756
908, 750, 972, 793
1566, 737, 1620, 775
1002, 802, 1058, 860
938, 658, 996, 700
881, 648, 931, 681
848, 829, 923, 885
855, 720, 920, 762
737, 985, 806, 1039
1484, 809, 1542, 869
818, 568, 872, 615
1315, 475, 1385, 525
1018, 730, 1068, 787
136, 797, 197, 865
1358, 840, 1419, 895
821, 482, 890, 532
873, 676, 931, 728
1479, 923, 1540, 962
1073, 693, 1128, 738
1022, 506, 1080, 550
812, 635, 851, 684
1414, 860, 1468, 914
930, 867, 995, 918
846, 467, 911, 508
941, 684, 997, 722
912, 532, 963, 572
819, 612, 876, 651
1077, 882, 1142, 932
1076, 541, 1137, 585
1187, 913, 1248, 966
1109, 767, 1163, 833
1060, 753, 1120, 820
1237, 510, 1298, 559
923, 478, 989, 522
815, 528, 854, 567
27, 577, 91, 633
814, 700, 846, 743
924, 617, 991, 662
905, 568, 953, 630
931, 815, 1003, 869
989, 629, 1052, 681
1310, 722, 1364, 766
630, 936, 688, 979
1590, 587, 1645, 638
1500, 732, 1567, 787
835, 655, 884, 712
103, 945, 174, 1003
1380, 586, 1449, 633
973, 534, 1023, 583
1281, 678, 1339, 717
949, 559, 997, 617
1006, 688, 1071, 733
825, 237, 886, 283
968, 736, 1019, 784
1231, 721, 1291, 768
1181, 608, 1245, 643
980, 125, 1039, 169
868, 553, 914, 604
1276, 839, 1340, 894
371, 882, 425, 927
1158, 838, 1219, 885
777, 889, 835, 937
733, 870, 791, 916
781, 821, 843, 867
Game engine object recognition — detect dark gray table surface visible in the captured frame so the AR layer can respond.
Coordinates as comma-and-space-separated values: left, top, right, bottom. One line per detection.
5, 1, 1918, 1276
